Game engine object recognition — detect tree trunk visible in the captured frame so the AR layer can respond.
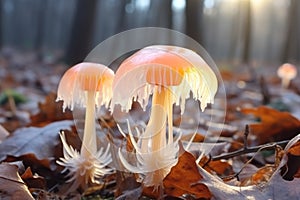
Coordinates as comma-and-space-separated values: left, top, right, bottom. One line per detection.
35, 0, 47, 60
64, 0, 98, 65
281, 0, 299, 63
0, 0, 2, 49
185, 0, 204, 43
147, 0, 172, 28
242, 0, 251, 64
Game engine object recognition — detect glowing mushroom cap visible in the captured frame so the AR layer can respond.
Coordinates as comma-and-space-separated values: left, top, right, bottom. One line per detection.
112, 45, 218, 112
277, 63, 297, 80
57, 62, 114, 111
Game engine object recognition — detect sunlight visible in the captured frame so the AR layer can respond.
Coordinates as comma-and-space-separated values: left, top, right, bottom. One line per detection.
251, 0, 264, 10
204, 0, 215, 9
172, 0, 186, 11
135, 0, 150, 10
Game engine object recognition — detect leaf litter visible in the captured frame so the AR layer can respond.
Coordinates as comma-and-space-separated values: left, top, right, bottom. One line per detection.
0, 51, 300, 199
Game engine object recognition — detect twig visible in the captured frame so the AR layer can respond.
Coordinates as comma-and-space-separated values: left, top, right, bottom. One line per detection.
212, 140, 289, 161
243, 125, 249, 150
259, 75, 271, 105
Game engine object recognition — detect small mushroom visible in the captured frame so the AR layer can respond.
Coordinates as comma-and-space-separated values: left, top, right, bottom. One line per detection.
56, 62, 114, 191
277, 63, 297, 88
112, 45, 218, 188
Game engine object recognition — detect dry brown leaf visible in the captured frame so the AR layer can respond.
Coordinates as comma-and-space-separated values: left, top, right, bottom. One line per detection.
199, 156, 233, 177
21, 167, 46, 190
242, 106, 300, 144
0, 163, 34, 200
198, 134, 300, 199
281, 141, 300, 180
29, 92, 73, 127
162, 151, 211, 199
0, 120, 73, 170
115, 174, 141, 200
181, 132, 205, 143
241, 165, 275, 186
228, 140, 244, 152
287, 141, 300, 156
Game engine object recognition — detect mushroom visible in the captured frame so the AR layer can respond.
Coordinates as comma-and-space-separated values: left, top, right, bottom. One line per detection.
112, 45, 218, 188
277, 63, 297, 88
56, 62, 114, 191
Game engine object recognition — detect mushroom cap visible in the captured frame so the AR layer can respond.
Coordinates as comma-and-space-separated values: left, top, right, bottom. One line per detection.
57, 62, 114, 111
277, 63, 297, 80
112, 45, 218, 113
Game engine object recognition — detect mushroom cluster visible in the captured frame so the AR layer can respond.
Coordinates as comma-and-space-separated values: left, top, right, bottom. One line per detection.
56, 45, 218, 191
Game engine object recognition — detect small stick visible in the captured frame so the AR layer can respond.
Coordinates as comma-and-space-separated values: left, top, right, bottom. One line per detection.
243, 125, 249, 150
212, 140, 289, 161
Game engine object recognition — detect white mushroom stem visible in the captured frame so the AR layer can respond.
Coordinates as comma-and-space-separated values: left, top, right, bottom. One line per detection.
142, 86, 173, 153
281, 78, 291, 89
81, 90, 97, 157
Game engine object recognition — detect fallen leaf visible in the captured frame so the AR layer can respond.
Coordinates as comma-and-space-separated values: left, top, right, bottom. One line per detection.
281, 141, 300, 180
115, 186, 142, 200
198, 164, 300, 200
29, 93, 73, 127
242, 106, 300, 144
21, 167, 46, 190
115, 172, 141, 198
181, 132, 205, 143
241, 165, 275, 186
0, 120, 73, 170
199, 156, 233, 177
0, 163, 34, 200
162, 151, 211, 199
1, 114, 24, 133
0, 124, 9, 142
197, 134, 300, 200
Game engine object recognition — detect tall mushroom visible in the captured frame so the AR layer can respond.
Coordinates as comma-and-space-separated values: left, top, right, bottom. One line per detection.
277, 63, 297, 88
56, 62, 114, 191
112, 45, 218, 188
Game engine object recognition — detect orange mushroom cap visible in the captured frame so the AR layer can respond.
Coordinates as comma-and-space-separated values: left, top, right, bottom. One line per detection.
116, 47, 191, 86
112, 45, 218, 112
57, 62, 114, 111
277, 63, 297, 80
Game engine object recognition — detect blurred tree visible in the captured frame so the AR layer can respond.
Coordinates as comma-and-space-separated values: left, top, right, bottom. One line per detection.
242, 0, 257, 81
65, 0, 98, 65
242, 0, 251, 64
147, 0, 172, 28
95, 0, 127, 41
35, 0, 46, 60
185, 0, 204, 43
281, 0, 300, 63
0, 0, 2, 48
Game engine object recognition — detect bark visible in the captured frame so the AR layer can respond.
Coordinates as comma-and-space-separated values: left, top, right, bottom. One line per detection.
147, 0, 172, 28
185, 0, 204, 43
281, 0, 299, 63
242, 0, 251, 64
64, 0, 98, 65
0, 0, 2, 48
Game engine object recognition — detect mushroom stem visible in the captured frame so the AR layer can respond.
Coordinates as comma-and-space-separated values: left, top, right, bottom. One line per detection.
166, 88, 173, 145
142, 87, 173, 152
81, 90, 97, 157
281, 78, 290, 88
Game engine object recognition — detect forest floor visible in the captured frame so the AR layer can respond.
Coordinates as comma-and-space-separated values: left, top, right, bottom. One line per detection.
0, 49, 300, 200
